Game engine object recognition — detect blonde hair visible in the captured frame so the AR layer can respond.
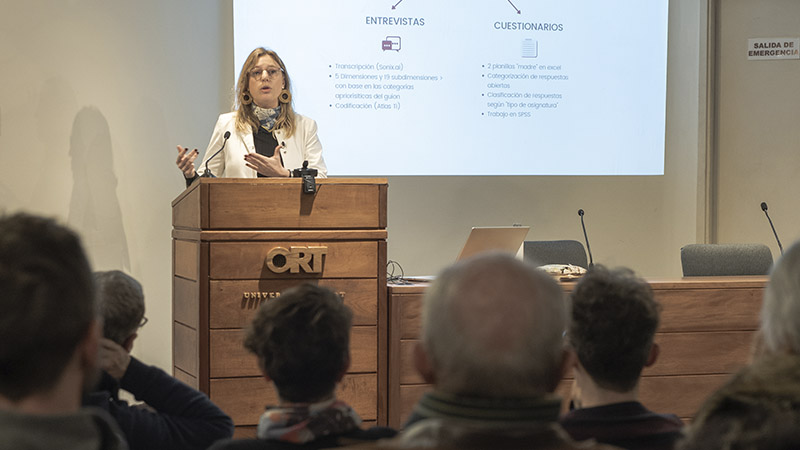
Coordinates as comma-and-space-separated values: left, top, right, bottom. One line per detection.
234, 47, 296, 138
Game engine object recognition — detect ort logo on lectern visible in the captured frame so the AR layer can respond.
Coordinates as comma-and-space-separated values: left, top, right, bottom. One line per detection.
265, 246, 328, 273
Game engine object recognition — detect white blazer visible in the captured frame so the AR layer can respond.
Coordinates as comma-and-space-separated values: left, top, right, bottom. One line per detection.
196, 112, 327, 178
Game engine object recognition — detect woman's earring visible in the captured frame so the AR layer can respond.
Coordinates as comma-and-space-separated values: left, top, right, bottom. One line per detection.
242, 92, 252, 105
279, 89, 292, 104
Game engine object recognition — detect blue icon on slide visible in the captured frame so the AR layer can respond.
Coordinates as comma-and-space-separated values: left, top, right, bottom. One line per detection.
382, 36, 401, 51
522, 39, 538, 58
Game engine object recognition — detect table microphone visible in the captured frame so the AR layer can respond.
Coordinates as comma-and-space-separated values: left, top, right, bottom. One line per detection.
578, 209, 594, 268
292, 160, 318, 194
760, 201, 784, 255
200, 131, 231, 178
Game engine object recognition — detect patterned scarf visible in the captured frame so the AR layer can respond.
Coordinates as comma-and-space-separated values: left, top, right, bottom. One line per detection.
256, 398, 362, 444
254, 105, 281, 131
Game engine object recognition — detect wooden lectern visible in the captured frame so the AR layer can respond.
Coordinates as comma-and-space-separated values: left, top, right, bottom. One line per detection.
171, 178, 388, 436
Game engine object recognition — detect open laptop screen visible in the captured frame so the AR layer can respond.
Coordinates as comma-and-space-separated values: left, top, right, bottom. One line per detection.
456, 226, 530, 261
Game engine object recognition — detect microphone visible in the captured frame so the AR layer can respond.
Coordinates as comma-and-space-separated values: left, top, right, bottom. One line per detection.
578, 209, 594, 268
292, 160, 319, 194
200, 131, 231, 178
760, 201, 784, 255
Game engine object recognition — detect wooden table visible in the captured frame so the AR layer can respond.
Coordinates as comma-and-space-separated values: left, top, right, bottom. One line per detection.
386, 277, 767, 428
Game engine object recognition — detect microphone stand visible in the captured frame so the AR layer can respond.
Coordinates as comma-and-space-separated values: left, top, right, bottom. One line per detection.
761, 202, 784, 255
578, 209, 594, 268
201, 131, 231, 178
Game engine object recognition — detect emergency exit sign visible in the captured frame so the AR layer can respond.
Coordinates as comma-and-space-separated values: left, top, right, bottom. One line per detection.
748, 38, 800, 60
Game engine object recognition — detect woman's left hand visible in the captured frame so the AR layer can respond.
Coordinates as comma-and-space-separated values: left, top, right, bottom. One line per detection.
244, 145, 290, 177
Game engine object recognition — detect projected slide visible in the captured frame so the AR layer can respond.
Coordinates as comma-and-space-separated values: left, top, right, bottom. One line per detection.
234, 0, 668, 175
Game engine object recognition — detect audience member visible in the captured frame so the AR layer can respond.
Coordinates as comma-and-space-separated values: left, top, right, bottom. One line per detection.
677, 241, 800, 450
0, 213, 127, 449
759, 240, 800, 357
372, 252, 618, 449
210, 283, 396, 450
560, 265, 683, 450
84, 270, 234, 450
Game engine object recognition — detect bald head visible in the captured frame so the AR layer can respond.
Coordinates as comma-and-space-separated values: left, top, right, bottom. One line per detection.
420, 252, 567, 397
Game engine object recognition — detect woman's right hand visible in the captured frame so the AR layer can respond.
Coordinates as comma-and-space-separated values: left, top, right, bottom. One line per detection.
176, 145, 199, 178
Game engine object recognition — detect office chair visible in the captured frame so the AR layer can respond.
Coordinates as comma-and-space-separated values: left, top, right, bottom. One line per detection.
680, 243, 773, 276
524, 240, 589, 269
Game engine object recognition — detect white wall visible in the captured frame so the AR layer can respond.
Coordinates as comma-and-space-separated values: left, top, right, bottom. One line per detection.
714, 0, 800, 256
0, 0, 707, 371
0, 0, 231, 370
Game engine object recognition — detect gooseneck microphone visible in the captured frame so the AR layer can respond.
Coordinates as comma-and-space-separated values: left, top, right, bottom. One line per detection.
578, 209, 594, 268
760, 201, 784, 255
200, 131, 231, 178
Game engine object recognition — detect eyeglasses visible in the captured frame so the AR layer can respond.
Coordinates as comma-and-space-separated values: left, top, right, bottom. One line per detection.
138, 316, 148, 329
249, 67, 284, 81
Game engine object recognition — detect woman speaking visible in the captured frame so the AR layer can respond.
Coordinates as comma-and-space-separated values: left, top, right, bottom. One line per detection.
176, 48, 327, 181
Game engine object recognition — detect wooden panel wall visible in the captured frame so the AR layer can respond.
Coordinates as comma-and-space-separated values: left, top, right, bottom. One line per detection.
177, 237, 384, 432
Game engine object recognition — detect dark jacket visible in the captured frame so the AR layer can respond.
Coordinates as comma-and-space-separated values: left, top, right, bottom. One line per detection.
560, 401, 683, 450
367, 390, 621, 450
209, 427, 397, 450
84, 357, 234, 450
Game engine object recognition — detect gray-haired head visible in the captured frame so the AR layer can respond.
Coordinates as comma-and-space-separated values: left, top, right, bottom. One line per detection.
761, 241, 800, 355
93, 270, 145, 345
421, 252, 567, 397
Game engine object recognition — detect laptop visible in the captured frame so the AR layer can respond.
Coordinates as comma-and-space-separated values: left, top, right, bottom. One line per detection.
403, 226, 530, 282
456, 226, 531, 261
